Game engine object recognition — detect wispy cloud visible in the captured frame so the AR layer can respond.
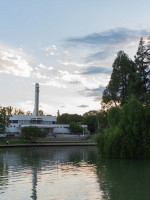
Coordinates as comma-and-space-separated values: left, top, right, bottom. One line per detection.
79, 85, 105, 100
66, 28, 149, 47
43, 45, 58, 56
43, 45, 57, 51
86, 51, 113, 62
39, 80, 67, 88
78, 105, 89, 108
57, 59, 86, 67
82, 66, 112, 75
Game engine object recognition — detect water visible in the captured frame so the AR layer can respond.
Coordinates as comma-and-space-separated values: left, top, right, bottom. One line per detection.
0, 146, 149, 200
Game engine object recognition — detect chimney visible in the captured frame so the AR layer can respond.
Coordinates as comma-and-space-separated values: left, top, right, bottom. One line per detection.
33, 83, 39, 116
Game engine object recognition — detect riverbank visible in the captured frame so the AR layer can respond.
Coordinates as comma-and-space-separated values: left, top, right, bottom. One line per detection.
0, 137, 96, 148
0, 142, 96, 148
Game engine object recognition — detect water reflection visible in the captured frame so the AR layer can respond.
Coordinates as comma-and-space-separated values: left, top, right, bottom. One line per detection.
0, 147, 150, 200
0, 147, 99, 200
96, 158, 150, 200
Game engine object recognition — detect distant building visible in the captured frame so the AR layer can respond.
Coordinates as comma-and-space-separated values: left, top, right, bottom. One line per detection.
6, 83, 87, 136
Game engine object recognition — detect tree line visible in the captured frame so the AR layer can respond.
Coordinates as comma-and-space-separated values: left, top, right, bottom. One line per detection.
96, 37, 150, 158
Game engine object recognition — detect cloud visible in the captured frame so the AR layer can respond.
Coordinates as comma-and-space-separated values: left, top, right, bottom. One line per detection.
93, 97, 101, 102
18, 100, 34, 112
82, 66, 112, 75
33, 64, 101, 89
79, 85, 105, 99
69, 80, 81, 84
40, 80, 67, 88
44, 45, 57, 51
86, 51, 113, 62
78, 105, 89, 108
57, 60, 86, 67
66, 28, 149, 47
43, 45, 58, 56
0, 46, 33, 77
38, 63, 54, 70
32, 64, 82, 88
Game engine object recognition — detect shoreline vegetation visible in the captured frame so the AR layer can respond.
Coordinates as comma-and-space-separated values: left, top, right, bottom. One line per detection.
0, 137, 96, 148
95, 37, 150, 158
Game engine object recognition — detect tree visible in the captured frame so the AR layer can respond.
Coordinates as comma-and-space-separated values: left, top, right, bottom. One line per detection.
0, 107, 10, 133
134, 37, 150, 104
83, 114, 97, 134
96, 96, 150, 158
102, 51, 134, 106
38, 110, 45, 116
21, 126, 48, 142
69, 122, 83, 135
14, 108, 25, 115
26, 111, 32, 115
96, 110, 108, 132
83, 110, 99, 116
57, 113, 83, 124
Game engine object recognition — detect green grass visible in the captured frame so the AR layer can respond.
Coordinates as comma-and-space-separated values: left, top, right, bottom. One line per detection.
0, 137, 96, 145
0, 138, 30, 144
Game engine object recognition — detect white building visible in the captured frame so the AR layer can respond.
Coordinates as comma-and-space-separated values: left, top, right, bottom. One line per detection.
6, 83, 87, 136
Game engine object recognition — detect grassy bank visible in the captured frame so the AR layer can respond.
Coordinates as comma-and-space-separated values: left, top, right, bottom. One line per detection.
0, 136, 96, 145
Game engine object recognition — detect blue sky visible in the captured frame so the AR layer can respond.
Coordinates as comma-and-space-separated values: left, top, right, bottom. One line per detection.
0, 0, 150, 115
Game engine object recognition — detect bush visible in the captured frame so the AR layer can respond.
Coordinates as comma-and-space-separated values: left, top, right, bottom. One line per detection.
69, 122, 83, 135
96, 96, 150, 158
21, 126, 48, 142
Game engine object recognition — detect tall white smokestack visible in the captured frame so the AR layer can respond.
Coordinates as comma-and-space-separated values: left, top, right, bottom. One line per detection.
33, 83, 39, 116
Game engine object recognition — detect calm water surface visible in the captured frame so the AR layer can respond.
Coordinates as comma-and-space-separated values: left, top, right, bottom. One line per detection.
0, 146, 149, 200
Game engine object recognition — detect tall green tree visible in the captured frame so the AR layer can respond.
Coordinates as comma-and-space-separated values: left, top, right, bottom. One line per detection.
0, 107, 11, 133
134, 37, 150, 103
102, 51, 134, 106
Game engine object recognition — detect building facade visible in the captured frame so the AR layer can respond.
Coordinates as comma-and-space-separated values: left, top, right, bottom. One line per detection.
6, 83, 87, 135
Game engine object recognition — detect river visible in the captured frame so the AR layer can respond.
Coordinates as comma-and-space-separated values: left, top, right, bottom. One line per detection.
0, 146, 149, 200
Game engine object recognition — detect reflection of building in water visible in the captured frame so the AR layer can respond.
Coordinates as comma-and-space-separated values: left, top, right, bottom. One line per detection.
0, 156, 8, 188
0, 147, 97, 199
6, 83, 87, 136
31, 167, 37, 200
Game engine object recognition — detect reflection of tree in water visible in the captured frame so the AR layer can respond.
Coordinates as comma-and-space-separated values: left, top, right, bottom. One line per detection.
96, 157, 150, 200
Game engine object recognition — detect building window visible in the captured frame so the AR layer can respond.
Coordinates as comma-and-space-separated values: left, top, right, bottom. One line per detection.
12, 120, 18, 123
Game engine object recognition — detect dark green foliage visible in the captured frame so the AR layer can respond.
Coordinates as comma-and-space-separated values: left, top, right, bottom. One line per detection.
134, 37, 150, 104
96, 96, 150, 158
0, 106, 11, 133
102, 51, 135, 106
57, 113, 83, 124
21, 126, 48, 142
96, 110, 108, 131
69, 122, 83, 134
83, 114, 97, 133
57, 112, 100, 134
97, 37, 150, 158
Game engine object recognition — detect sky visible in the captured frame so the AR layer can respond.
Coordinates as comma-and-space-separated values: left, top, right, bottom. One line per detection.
0, 0, 150, 116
